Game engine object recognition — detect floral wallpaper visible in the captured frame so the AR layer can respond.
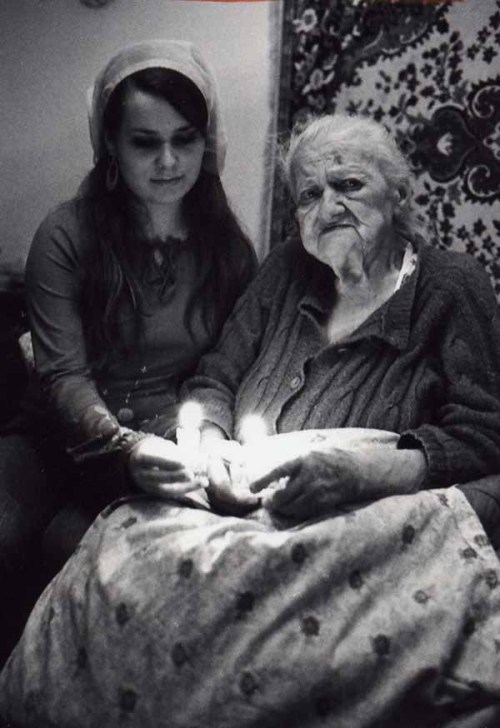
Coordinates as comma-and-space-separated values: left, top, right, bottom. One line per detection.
272, 0, 500, 295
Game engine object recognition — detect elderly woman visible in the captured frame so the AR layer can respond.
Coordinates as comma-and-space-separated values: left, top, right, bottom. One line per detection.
3, 115, 500, 727
179, 113, 500, 525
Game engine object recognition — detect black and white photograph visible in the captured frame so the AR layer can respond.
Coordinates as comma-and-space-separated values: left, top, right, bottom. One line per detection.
1, 0, 500, 725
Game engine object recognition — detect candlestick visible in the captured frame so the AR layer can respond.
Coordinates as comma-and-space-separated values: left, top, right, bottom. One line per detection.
176, 401, 203, 448
176, 401, 207, 484
229, 414, 269, 489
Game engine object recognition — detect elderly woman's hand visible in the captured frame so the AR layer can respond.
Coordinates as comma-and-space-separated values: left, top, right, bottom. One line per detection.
250, 447, 365, 519
128, 435, 199, 498
198, 433, 261, 516
204, 444, 261, 516
250, 443, 428, 520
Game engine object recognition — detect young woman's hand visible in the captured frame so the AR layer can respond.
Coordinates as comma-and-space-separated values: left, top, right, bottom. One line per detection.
249, 448, 365, 520
205, 451, 261, 516
196, 424, 259, 515
128, 435, 199, 498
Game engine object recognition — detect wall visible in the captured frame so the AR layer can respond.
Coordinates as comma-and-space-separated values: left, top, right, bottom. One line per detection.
0, 0, 279, 282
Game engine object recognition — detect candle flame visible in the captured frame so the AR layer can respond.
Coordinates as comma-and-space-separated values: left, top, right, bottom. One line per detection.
240, 414, 267, 444
179, 401, 203, 430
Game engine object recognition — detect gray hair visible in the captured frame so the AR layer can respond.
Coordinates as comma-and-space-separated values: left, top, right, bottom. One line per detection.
280, 113, 432, 246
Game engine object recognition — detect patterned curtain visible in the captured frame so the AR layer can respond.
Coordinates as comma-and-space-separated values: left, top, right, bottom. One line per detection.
271, 0, 500, 295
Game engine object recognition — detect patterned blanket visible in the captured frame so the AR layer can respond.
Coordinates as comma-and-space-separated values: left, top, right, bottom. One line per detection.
1, 487, 500, 727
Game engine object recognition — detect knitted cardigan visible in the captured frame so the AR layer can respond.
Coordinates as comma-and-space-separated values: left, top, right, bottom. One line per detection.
183, 240, 500, 488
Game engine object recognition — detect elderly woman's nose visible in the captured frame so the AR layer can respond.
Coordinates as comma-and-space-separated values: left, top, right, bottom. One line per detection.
319, 186, 343, 217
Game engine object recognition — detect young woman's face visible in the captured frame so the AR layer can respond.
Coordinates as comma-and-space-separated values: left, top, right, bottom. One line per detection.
109, 87, 206, 211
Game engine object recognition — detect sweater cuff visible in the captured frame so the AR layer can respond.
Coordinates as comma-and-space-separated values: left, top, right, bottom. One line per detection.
68, 428, 148, 497
67, 427, 146, 465
187, 400, 233, 440
398, 426, 451, 488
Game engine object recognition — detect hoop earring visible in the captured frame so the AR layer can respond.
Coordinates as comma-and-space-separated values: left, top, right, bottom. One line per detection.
106, 157, 119, 191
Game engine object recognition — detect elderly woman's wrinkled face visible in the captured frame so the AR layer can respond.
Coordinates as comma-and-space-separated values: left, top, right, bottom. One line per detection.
293, 138, 401, 275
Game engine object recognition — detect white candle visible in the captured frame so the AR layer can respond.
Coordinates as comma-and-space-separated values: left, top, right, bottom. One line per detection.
234, 414, 270, 488
176, 401, 203, 457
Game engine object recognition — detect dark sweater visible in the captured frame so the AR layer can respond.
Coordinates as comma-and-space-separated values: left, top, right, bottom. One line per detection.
183, 240, 500, 487
25, 198, 217, 445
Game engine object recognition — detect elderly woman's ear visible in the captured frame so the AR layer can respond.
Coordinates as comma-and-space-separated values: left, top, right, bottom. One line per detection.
394, 182, 411, 209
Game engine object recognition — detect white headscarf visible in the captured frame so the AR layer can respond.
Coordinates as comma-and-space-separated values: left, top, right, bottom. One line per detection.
88, 39, 226, 174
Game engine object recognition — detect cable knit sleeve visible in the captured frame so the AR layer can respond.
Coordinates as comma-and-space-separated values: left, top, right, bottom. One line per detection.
25, 202, 126, 457
181, 243, 294, 437
399, 253, 500, 486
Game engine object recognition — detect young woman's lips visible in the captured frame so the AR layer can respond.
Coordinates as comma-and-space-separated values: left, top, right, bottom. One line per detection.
151, 176, 183, 184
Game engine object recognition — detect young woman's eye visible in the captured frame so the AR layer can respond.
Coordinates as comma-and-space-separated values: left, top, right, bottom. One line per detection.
130, 136, 161, 150
172, 131, 202, 147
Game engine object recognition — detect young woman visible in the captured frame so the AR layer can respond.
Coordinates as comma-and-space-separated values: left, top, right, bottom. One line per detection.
0, 40, 256, 609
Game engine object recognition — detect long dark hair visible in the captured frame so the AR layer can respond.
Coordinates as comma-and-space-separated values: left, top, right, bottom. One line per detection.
81, 68, 256, 368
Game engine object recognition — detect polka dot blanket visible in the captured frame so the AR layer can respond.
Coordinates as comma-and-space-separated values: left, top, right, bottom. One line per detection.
1, 486, 500, 727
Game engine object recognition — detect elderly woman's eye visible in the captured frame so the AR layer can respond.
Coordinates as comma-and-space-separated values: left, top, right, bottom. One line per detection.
342, 178, 362, 192
298, 188, 320, 206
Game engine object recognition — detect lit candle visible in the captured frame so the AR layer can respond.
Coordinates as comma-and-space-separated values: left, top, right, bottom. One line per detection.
177, 401, 203, 462
234, 414, 269, 488
239, 414, 268, 445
